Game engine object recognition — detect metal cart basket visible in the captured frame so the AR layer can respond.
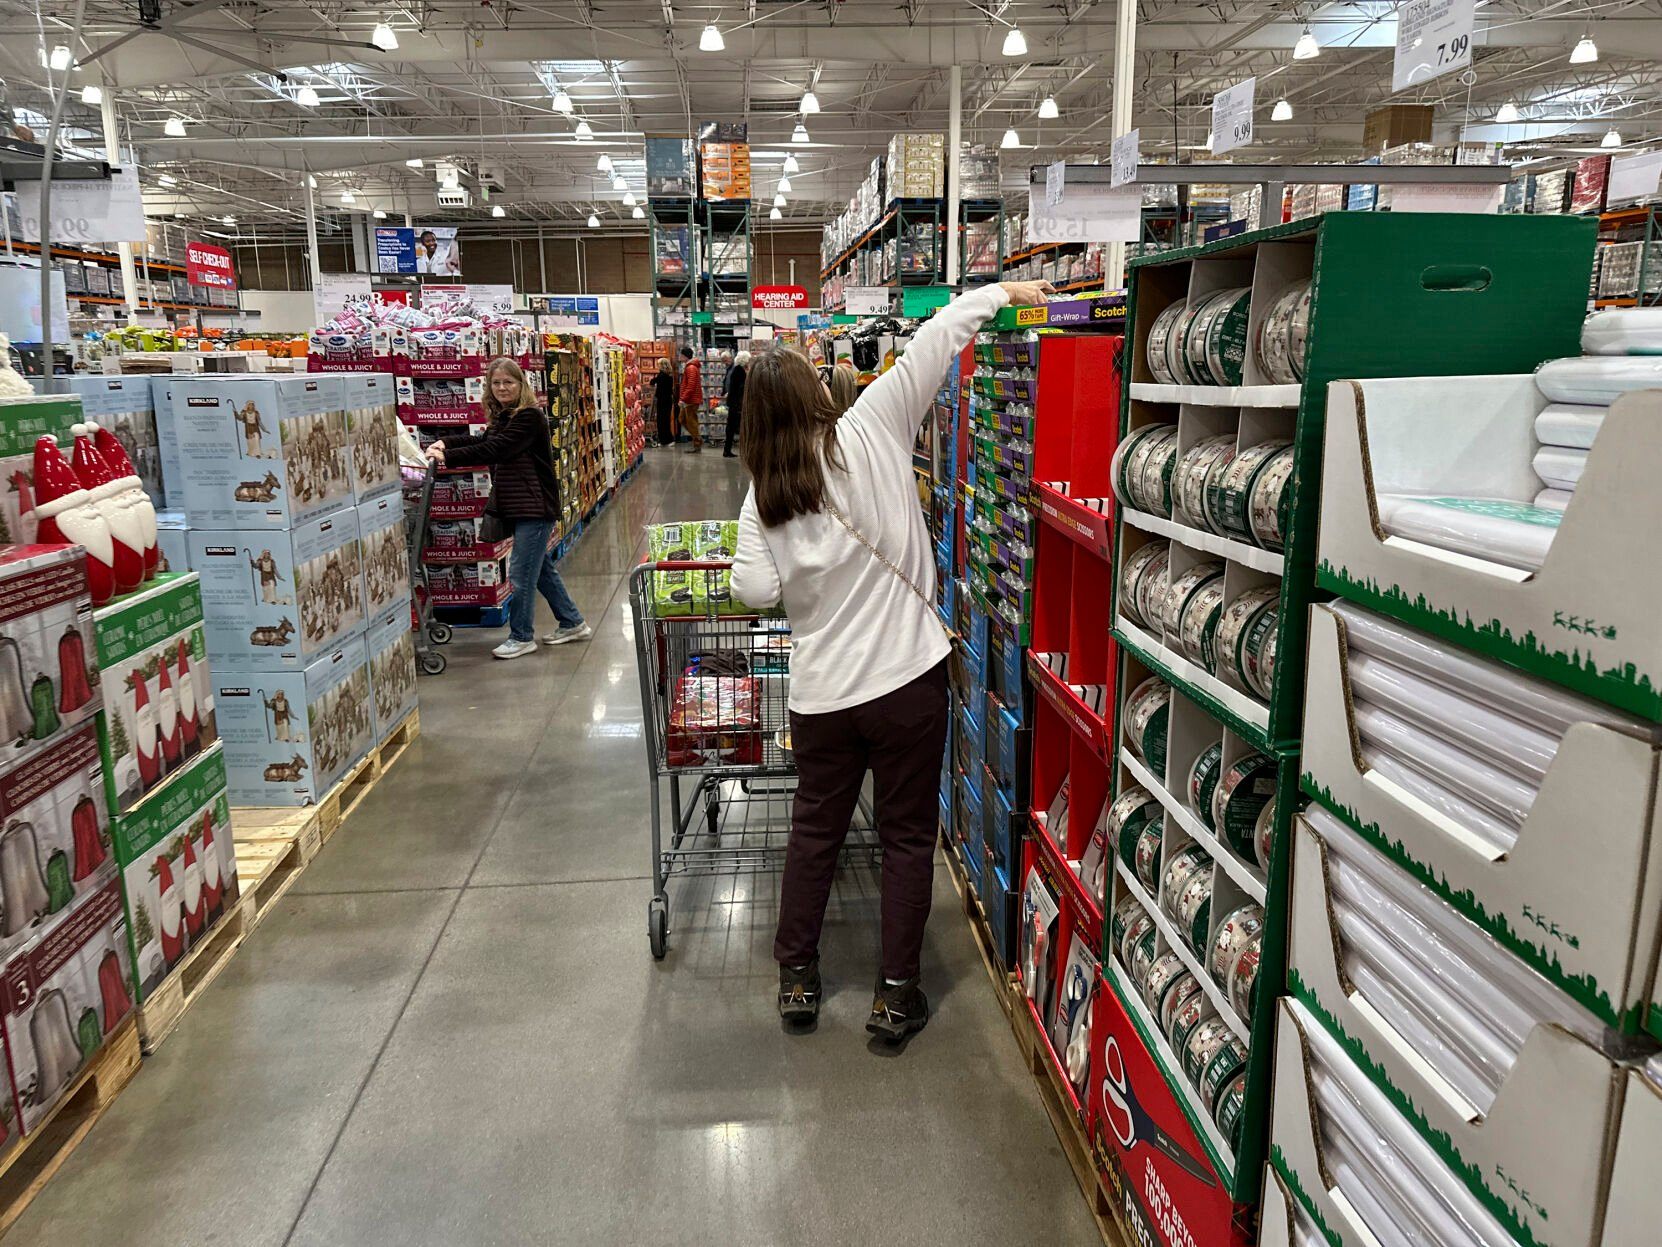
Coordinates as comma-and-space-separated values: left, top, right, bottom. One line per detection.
401, 461, 452, 675
629, 560, 878, 959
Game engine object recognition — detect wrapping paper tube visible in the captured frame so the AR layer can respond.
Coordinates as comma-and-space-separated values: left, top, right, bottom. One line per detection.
1324, 1141, 1421, 1247
1360, 749, 1517, 855
1348, 651, 1559, 785
1535, 354, 1662, 404
1376, 494, 1558, 573
1580, 307, 1662, 356
1533, 445, 1587, 491
1355, 701, 1539, 827
1534, 403, 1604, 449
1328, 601, 1642, 736
1534, 488, 1572, 510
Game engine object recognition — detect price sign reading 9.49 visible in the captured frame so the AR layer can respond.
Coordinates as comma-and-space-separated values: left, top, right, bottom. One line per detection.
1393, 0, 1475, 92
1210, 77, 1256, 156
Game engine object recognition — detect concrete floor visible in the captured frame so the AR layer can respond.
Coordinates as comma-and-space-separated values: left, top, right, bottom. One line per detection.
10, 448, 1100, 1247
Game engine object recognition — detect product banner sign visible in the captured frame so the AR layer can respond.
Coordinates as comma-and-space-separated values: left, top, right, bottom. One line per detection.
375, 227, 416, 274
1111, 130, 1140, 188
377, 226, 462, 275
15, 165, 147, 245
527, 295, 599, 325
1026, 176, 1142, 244
752, 285, 809, 311
1211, 77, 1256, 156
1393, 0, 1475, 93
184, 241, 236, 289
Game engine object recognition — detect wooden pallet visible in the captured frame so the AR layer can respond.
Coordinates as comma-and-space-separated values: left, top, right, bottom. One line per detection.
135, 895, 252, 1054
232, 814, 321, 931
940, 843, 1016, 1023
0, 1017, 142, 1236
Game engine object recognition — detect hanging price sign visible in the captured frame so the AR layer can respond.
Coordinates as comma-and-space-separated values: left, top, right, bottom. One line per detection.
1111, 129, 1140, 188
1393, 0, 1475, 92
1211, 78, 1256, 156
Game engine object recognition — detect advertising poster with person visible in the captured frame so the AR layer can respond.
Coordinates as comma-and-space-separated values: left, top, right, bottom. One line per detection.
375, 225, 463, 275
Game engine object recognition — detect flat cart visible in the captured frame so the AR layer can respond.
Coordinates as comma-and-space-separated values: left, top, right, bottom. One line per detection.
400, 460, 451, 675
629, 559, 878, 959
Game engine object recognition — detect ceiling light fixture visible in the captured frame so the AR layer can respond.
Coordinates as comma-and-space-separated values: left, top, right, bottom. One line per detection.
340, 189, 356, 204
1272, 98, 1293, 121
575, 120, 594, 141
80, 83, 102, 106
405, 156, 424, 168
1604, 127, 1622, 147
165, 116, 187, 136
612, 174, 627, 190
769, 206, 782, 220
553, 88, 573, 115
296, 85, 321, 107
800, 90, 820, 114
791, 122, 810, 144
623, 191, 637, 205
307, 174, 318, 188
158, 174, 176, 186
371, 22, 399, 51
1571, 35, 1598, 64
492, 204, 506, 217
1038, 96, 1059, 120
699, 23, 725, 52
597, 153, 613, 173
1495, 102, 1521, 123
773, 192, 786, 206
1293, 26, 1320, 60
373, 208, 387, 219
1000, 127, 1020, 150
632, 205, 645, 219
1002, 27, 1027, 56
783, 153, 799, 173
778, 176, 792, 192
49, 46, 72, 72
587, 212, 600, 228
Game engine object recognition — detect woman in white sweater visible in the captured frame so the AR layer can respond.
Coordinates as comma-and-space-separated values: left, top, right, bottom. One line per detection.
732, 280, 1053, 1041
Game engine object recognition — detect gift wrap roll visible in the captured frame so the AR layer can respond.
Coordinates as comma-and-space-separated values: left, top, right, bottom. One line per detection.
1580, 305, 1662, 356
1532, 445, 1587, 491
1534, 403, 1604, 449
1375, 494, 1560, 573
1534, 488, 1573, 511
1353, 701, 1540, 827
1534, 354, 1662, 405
1358, 748, 1518, 855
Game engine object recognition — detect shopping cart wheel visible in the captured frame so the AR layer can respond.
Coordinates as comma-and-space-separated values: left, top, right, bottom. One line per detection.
648, 896, 669, 960
429, 621, 453, 645
421, 651, 447, 676
705, 792, 720, 836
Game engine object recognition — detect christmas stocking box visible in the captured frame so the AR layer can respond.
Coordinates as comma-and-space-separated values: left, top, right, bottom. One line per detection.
356, 495, 411, 625
161, 374, 352, 529
215, 637, 372, 806
366, 606, 418, 745
343, 374, 400, 506
0, 545, 103, 772
0, 396, 90, 547
188, 508, 366, 671
110, 744, 236, 1004
0, 875, 133, 1137
92, 574, 219, 817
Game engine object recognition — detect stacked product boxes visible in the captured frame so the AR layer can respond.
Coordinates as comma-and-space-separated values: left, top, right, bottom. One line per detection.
151, 374, 412, 805
885, 132, 945, 199
698, 142, 751, 202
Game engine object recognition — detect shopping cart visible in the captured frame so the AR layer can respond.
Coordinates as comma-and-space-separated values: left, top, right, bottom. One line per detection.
400, 459, 451, 675
629, 560, 879, 959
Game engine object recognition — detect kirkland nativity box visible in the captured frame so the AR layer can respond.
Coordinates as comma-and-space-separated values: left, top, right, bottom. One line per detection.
110, 744, 236, 1006
92, 574, 219, 817
356, 495, 411, 622
365, 605, 417, 744
214, 637, 372, 806
163, 374, 352, 529
59, 375, 163, 505
344, 373, 400, 505
188, 508, 365, 670
0, 874, 133, 1136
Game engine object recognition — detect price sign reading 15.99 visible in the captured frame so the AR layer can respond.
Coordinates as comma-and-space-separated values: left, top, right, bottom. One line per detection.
1393, 0, 1475, 92
1210, 77, 1256, 156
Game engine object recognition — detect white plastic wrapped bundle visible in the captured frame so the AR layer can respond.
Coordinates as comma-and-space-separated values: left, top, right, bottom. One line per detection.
1580, 306, 1662, 356
1534, 355, 1662, 404
1353, 702, 1539, 827
1535, 403, 1604, 449
1534, 488, 1573, 510
1375, 494, 1559, 572
1360, 749, 1517, 854
1533, 445, 1587, 491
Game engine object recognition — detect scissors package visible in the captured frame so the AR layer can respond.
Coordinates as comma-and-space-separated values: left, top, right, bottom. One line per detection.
1050, 934, 1097, 1099
1018, 858, 1060, 1028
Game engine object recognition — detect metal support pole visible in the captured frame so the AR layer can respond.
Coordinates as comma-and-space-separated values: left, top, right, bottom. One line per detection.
1108, 0, 1138, 286
946, 64, 962, 287
98, 82, 141, 315
303, 170, 323, 310
538, 225, 548, 292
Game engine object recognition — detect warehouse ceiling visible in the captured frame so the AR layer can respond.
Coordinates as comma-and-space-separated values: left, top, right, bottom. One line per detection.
0, 0, 1657, 237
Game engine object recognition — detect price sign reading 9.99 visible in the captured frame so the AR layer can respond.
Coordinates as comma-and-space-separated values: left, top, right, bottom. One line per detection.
1210, 77, 1256, 156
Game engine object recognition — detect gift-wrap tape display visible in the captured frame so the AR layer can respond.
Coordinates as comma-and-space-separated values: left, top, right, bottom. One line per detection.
1124, 676, 1172, 774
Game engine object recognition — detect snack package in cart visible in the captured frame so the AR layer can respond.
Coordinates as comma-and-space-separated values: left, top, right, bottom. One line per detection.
645, 522, 752, 617
665, 669, 762, 767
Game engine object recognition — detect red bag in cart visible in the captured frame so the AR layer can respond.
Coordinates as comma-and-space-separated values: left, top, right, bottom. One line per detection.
665, 672, 761, 768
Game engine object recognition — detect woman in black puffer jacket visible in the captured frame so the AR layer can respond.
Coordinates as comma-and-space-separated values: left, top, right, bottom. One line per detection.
425, 356, 591, 660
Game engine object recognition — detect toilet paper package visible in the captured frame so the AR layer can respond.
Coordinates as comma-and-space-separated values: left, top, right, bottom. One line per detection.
0, 874, 133, 1136
92, 573, 219, 817
110, 745, 236, 1004
0, 723, 113, 966
0, 545, 102, 776
188, 508, 365, 671
214, 638, 372, 806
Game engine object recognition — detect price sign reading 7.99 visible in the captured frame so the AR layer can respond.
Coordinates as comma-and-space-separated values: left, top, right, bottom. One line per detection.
1393, 0, 1475, 92
1210, 77, 1256, 156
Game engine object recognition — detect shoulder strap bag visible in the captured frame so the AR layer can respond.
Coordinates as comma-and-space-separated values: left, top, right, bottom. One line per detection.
823, 501, 965, 689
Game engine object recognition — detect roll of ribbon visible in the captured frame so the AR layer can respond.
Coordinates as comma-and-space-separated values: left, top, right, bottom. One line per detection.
1534, 402, 1604, 449
1532, 445, 1587, 491
1375, 494, 1559, 572
1355, 700, 1539, 827
1535, 354, 1662, 404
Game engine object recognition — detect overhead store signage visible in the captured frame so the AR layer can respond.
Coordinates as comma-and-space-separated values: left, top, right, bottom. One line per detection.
15, 166, 146, 245
1210, 77, 1256, 156
1025, 174, 1141, 244
184, 241, 236, 290
1393, 0, 1474, 93
312, 272, 372, 325
1046, 161, 1066, 207
844, 286, 890, 315
527, 295, 599, 325
1609, 151, 1662, 205
375, 226, 461, 276
751, 285, 809, 311
1111, 130, 1140, 188
1387, 182, 1502, 213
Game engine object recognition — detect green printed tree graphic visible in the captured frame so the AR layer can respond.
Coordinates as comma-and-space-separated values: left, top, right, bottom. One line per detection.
131, 898, 155, 950
109, 708, 130, 758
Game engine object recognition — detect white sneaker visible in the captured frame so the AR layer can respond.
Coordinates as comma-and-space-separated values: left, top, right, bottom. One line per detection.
492, 639, 539, 660
542, 623, 593, 646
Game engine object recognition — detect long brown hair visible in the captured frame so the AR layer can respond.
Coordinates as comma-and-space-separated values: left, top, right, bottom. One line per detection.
482, 356, 537, 419
741, 346, 843, 527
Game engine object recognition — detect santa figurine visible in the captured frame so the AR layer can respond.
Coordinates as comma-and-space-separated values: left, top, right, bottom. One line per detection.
200, 810, 224, 923
68, 424, 144, 596
181, 835, 204, 941
156, 853, 185, 969
156, 652, 181, 775
175, 636, 199, 758
89, 421, 158, 581
132, 670, 161, 792
31, 436, 116, 605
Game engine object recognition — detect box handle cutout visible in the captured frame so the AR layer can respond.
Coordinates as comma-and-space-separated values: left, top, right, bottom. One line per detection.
1420, 264, 1493, 293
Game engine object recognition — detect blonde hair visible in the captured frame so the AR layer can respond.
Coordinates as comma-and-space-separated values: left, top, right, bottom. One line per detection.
828, 361, 858, 415
483, 356, 537, 417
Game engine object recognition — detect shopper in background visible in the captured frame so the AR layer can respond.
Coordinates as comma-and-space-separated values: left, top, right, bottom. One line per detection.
722, 350, 750, 459
652, 358, 676, 447
828, 360, 858, 417
732, 279, 1055, 1041
677, 346, 703, 454
424, 356, 592, 660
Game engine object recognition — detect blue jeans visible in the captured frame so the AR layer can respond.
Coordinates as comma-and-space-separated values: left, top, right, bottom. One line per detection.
507, 518, 583, 642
